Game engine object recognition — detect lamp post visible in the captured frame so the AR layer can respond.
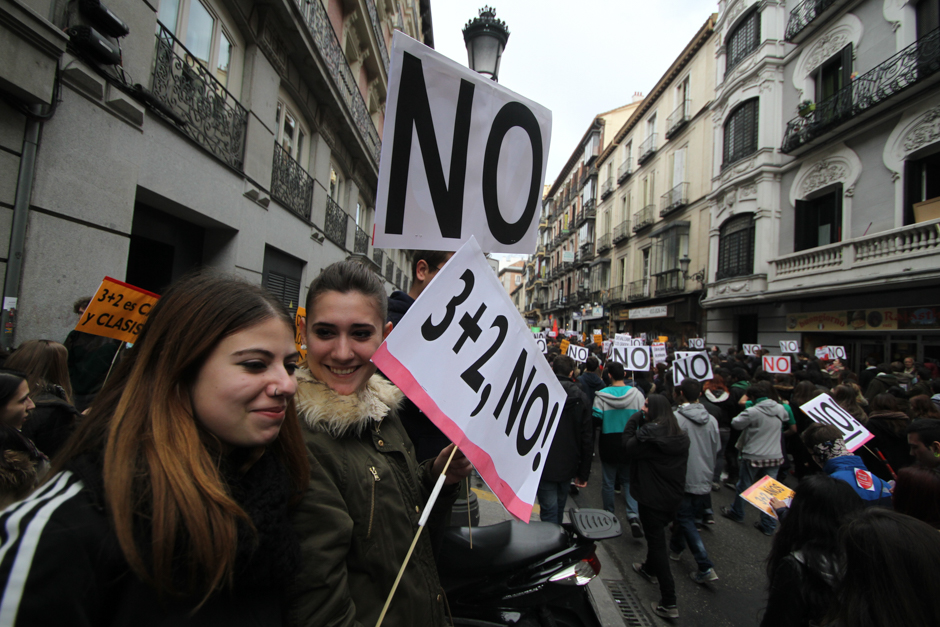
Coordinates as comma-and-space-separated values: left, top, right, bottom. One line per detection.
679, 255, 706, 285
462, 6, 510, 82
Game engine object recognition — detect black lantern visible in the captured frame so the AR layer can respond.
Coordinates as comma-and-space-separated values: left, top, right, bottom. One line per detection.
679, 255, 706, 284
462, 6, 510, 82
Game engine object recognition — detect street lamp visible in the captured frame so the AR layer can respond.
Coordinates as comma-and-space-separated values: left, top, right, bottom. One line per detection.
679, 255, 706, 284
462, 6, 510, 82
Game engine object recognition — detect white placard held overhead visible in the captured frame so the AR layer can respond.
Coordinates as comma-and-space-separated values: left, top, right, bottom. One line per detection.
829, 345, 846, 359
373, 32, 553, 254
815, 346, 830, 359
799, 393, 874, 453
780, 340, 799, 353
567, 344, 590, 363
762, 355, 792, 374
535, 337, 547, 354
610, 346, 651, 372
651, 343, 668, 366
613, 333, 632, 348
742, 344, 762, 356
602, 340, 612, 355
688, 338, 705, 350
372, 237, 566, 521
672, 353, 714, 385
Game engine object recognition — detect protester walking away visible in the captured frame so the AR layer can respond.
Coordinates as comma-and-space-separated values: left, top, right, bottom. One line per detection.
593, 361, 646, 537
702, 375, 733, 490
760, 475, 863, 627
722, 382, 789, 535
669, 379, 721, 584
537, 355, 592, 524
0, 370, 46, 508
0, 271, 311, 624
6, 340, 82, 458
907, 419, 940, 469
623, 394, 691, 620
578, 356, 605, 410
63, 297, 120, 412
826, 509, 940, 627
857, 393, 913, 480
892, 465, 940, 528
287, 260, 472, 627
800, 423, 893, 507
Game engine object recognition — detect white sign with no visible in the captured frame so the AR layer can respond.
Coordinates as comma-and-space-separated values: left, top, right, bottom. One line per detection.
762, 355, 792, 374
672, 353, 714, 384
799, 393, 873, 452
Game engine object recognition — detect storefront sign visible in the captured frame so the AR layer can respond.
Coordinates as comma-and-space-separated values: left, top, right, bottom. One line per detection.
581, 305, 604, 321
628, 305, 668, 320
785, 306, 940, 332
561, 250, 575, 263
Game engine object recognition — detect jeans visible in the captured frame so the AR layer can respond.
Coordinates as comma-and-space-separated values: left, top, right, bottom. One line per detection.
729, 460, 780, 534
713, 428, 731, 483
638, 503, 678, 606
601, 462, 638, 520
669, 494, 714, 572
537, 480, 569, 524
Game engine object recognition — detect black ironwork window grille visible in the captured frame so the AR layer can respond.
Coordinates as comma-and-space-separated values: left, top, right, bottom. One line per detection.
726, 9, 761, 75
271, 143, 314, 220
395, 268, 402, 289
324, 197, 348, 247
785, 0, 837, 42
354, 225, 369, 254
373, 247, 383, 268
716, 213, 755, 280
385, 258, 394, 282
151, 23, 248, 170
723, 99, 759, 168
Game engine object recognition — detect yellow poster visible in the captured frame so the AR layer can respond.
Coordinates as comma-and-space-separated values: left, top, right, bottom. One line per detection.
294, 306, 307, 363
75, 276, 160, 344
786, 308, 898, 332
742, 476, 795, 519
559, 339, 570, 354
593, 332, 603, 346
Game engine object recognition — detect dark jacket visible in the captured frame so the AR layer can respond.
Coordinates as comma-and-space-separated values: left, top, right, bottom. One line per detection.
63, 330, 119, 397
578, 371, 605, 409
858, 410, 913, 481
387, 291, 415, 327
864, 372, 898, 401
21, 390, 82, 458
622, 416, 690, 513
542, 376, 592, 483
0, 450, 300, 626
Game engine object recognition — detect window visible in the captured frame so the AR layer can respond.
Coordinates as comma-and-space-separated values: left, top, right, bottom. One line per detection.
723, 99, 759, 168
652, 224, 690, 275
515, 274, 522, 286
329, 166, 340, 200
158, 0, 238, 90
275, 100, 309, 165
917, 0, 939, 38
716, 214, 755, 279
905, 150, 940, 224
794, 186, 842, 252
262, 246, 303, 318
816, 46, 851, 102
726, 9, 760, 75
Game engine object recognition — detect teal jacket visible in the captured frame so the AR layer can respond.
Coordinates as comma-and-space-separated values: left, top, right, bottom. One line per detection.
593, 385, 644, 464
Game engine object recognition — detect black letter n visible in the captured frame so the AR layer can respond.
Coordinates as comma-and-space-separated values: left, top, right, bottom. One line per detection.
386, 52, 475, 238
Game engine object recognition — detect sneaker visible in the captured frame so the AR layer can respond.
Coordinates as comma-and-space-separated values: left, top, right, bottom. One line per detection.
632, 562, 658, 585
702, 513, 716, 525
651, 602, 679, 619
614, 485, 622, 494
711, 481, 722, 491
569, 484, 580, 496
629, 518, 644, 539
720, 506, 744, 523
753, 521, 774, 536
669, 551, 682, 562
724, 480, 738, 490
691, 568, 719, 584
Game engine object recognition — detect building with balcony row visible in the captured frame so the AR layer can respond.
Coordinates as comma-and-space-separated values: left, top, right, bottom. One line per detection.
1, 0, 426, 344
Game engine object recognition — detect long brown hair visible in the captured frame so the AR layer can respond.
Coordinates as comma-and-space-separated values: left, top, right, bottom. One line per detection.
5, 340, 73, 404
52, 271, 309, 604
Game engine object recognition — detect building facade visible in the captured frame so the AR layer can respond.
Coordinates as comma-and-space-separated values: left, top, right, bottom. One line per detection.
1, 0, 429, 346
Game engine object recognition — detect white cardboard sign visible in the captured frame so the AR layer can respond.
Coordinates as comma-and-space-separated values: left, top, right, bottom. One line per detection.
374, 32, 553, 253
762, 355, 792, 374
676, 350, 707, 361
535, 337, 547, 354
799, 393, 873, 453
672, 352, 714, 384
373, 237, 565, 521
567, 344, 590, 363
651, 343, 668, 365
780, 340, 799, 353
610, 345, 651, 372
828, 345, 846, 359
613, 333, 632, 348
742, 344, 762, 356
688, 338, 705, 350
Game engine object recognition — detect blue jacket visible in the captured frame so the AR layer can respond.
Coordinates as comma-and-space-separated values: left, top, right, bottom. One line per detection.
824, 455, 893, 507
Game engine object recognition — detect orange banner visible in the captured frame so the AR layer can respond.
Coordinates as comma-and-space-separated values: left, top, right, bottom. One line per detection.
74, 277, 159, 344
294, 306, 307, 363
559, 339, 570, 355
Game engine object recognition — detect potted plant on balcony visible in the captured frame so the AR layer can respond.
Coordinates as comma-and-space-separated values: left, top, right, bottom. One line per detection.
798, 100, 815, 118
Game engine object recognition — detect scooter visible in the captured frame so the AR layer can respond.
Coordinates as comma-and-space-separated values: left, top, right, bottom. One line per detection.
438, 508, 621, 627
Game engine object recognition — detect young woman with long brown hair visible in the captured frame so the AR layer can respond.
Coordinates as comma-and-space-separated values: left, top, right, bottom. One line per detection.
0, 272, 310, 625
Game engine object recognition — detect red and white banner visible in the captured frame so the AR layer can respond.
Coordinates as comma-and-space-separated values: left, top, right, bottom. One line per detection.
373, 237, 565, 521
762, 355, 791, 374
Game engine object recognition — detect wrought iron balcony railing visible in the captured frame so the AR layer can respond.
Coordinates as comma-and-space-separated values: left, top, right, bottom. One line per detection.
665, 99, 691, 140
373, 247, 383, 269
628, 279, 651, 301
601, 176, 614, 199
296, 0, 381, 163
354, 224, 369, 254
579, 241, 595, 263
385, 258, 394, 282
363, 0, 390, 72
325, 197, 348, 247
617, 158, 633, 184
152, 24, 248, 170
782, 27, 940, 154
637, 134, 658, 165
271, 143, 314, 220
613, 220, 631, 244
655, 269, 684, 296
596, 233, 612, 253
396, 268, 402, 289
785, 0, 837, 42
633, 205, 655, 232
661, 182, 690, 217
608, 285, 624, 303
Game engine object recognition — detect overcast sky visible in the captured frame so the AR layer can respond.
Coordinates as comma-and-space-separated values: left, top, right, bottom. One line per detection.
428, 0, 721, 266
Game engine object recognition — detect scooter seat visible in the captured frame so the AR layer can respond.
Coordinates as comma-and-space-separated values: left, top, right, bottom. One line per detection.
438, 520, 569, 577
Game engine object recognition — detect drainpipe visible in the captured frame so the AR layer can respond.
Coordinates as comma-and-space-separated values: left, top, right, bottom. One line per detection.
1, 106, 42, 351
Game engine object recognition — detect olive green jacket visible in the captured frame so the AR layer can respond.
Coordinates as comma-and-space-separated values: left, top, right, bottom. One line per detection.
286, 369, 452, 627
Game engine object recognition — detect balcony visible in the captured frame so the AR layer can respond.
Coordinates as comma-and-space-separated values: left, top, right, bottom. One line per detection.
152, 24, 248, 170
596, 233, 612, 253
608, 285, 625, 304
769, 218, 940, 294
660, 182, 690, 217
633, 205, 655, 232
655, 269, 684, 296
385, 258, 394, 283
637, 134, 658, 165
601, 176, 614, 200
271, 143, 314, 220
575, 288, 590, 305
785, 0, 843, 43
618, 158, 633, 184
613, 220, 631, 244
561, 262, 573, 274
373, 247, 384, 270
536, 244, 546, 257
324, 197, 348, 247
576, 200, 596, 227
628, 279, 651, 301
782, 27, 940, 154
354, 224, 369, 255
665, 100, 691, 140
396, 268, 403, 289
580, 241, 595, 263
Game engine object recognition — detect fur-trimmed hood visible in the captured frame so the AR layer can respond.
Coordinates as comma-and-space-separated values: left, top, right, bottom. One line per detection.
294, 369, 404, 438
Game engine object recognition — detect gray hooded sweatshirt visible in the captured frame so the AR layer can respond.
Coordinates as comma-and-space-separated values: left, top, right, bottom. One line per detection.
675, 403, 720, 495
731, 399, 789, 462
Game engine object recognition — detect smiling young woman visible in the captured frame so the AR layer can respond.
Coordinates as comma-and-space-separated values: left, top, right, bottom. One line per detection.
0, 272, 309, 624
286, 259, 471, 627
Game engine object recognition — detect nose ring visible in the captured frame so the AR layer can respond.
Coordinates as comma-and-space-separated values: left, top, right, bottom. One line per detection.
274, 387, 279, 396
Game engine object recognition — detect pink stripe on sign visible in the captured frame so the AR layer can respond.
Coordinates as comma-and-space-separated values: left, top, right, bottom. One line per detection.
846, 430, 874, 453
372, 343, 534, 522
